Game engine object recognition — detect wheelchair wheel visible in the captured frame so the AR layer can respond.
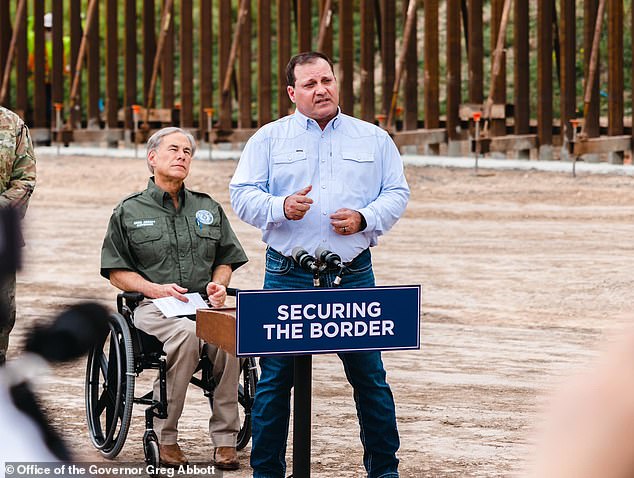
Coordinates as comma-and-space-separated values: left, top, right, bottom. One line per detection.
236, 357, 258, 451
143, 430, 160, 473
85, 312, 135, 458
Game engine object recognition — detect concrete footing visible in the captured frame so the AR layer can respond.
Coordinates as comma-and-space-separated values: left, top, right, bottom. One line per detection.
539, 145, 554, 161
608, 151, 624, 165
447, 140, 462, 157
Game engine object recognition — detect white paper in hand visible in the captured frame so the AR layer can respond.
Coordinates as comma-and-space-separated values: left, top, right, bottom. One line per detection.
152, 292, 208, 318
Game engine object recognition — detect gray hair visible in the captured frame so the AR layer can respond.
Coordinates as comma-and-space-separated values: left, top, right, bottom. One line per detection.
146, 127, 197, 173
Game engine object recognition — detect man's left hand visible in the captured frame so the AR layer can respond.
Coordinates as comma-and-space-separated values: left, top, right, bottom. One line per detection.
330, 209, 362, 235
206, 282, 227, 307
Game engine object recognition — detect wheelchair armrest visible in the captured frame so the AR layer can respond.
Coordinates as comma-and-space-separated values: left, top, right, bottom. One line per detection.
117, 291, 145, 315
121, 291, 145, 302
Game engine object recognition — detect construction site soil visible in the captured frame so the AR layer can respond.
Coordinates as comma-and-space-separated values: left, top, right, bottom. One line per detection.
10, 154, 634, 477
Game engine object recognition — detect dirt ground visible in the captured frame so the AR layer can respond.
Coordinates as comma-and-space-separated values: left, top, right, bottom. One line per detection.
9, 152, 634, 477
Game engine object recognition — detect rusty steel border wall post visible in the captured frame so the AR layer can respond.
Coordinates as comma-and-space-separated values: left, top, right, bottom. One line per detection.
0, 0, 632, 161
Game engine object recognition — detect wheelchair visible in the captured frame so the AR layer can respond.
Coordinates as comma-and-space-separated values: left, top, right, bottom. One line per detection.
84, 290, 258, 468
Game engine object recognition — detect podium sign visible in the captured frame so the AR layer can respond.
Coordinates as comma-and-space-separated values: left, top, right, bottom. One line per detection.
235, 285, 421, 356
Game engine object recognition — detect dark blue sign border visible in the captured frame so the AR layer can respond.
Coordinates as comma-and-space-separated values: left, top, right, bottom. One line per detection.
235, 285, 421, 357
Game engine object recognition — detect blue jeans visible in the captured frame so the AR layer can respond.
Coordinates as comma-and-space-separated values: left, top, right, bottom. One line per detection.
251, 248, 400, 478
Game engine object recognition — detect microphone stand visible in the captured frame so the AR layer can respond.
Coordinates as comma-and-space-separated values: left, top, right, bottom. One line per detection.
292, 355, 312, 478
292, 248, 321, 287
290, 246, 319, 477
291, 247, 348, 477
333, 263, 347, 286
315, 247, 348, 286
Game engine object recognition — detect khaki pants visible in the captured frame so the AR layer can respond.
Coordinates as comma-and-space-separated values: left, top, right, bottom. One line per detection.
134, 300, 240, 447
0, 272, 16, 365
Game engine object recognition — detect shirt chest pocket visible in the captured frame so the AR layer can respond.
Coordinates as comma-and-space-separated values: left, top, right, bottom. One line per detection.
271, 151, 309, 194
129, 226, 167, 268
336, 151, 376, 192
341, 151, 374, 164
193, 225, 221, 261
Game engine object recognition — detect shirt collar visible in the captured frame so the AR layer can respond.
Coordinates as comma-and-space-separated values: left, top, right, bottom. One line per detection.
293, 107, 342, 131
147, 177, 186, 210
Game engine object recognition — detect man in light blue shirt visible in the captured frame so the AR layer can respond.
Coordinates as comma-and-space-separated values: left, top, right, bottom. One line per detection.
230, 51, 409, 478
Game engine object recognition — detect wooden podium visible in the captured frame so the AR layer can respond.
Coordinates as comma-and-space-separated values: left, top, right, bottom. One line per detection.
196, 308, 237, 356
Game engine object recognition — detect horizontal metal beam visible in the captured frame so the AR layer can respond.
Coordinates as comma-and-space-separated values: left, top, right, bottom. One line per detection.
573, 135, 631, 155
72, 129, 125, 143
118, 107, 174, 123
490, 134, 537, 151
211, 128, 258, 143
391, 128, 447, 147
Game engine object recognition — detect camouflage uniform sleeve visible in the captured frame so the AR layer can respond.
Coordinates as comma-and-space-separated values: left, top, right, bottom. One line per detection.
0, 120, 36, 217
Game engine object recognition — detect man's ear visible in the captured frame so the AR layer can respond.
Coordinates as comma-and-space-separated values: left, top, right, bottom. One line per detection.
147, 150, 157, 168
287, 85, 296, 104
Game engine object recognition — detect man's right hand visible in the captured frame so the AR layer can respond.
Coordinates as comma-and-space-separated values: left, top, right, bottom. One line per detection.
284, 185, 313, 220
154, 283, 189, 302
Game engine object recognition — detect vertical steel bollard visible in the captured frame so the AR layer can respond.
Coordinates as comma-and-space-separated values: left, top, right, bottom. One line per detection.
570, 119, 580, 178
132, 105, 141, 159
473, 112, 482, 175
204, 107, 214, 161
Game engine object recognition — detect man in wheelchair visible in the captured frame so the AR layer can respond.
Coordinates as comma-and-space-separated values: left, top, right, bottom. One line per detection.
100, 127, 248, 470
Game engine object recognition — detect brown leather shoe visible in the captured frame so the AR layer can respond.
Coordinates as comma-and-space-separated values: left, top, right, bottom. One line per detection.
159, 443, 188, 467
213, 446, 239, 470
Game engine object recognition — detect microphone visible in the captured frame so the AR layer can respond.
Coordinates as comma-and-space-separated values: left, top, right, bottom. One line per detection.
292, 247, 320, 286
315, 246, 343, 268
24, 302, 110, 363
314, 246, 346, 286
292, 247, 318, 271
3, 302, 109, 463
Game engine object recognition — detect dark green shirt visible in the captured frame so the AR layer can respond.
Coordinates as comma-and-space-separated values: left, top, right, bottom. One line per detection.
101, 178, 247, 293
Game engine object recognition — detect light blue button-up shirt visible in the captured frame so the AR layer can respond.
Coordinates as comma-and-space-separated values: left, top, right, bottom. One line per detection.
230, 108, 410, 262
